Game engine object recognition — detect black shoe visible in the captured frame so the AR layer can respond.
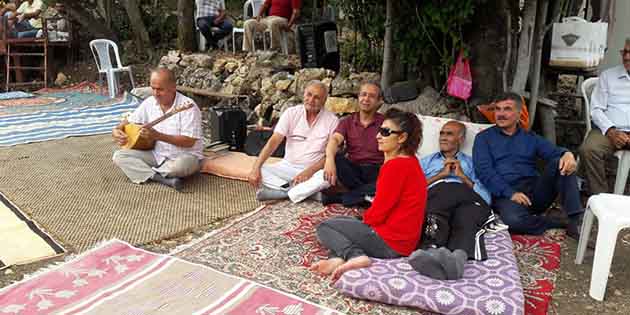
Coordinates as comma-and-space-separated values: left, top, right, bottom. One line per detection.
566, 213, 584, 240
322, 193, 342, 206
151, 173, 183, 192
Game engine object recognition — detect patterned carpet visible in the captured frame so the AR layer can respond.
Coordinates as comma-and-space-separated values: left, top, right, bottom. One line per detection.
512, 231, 565, 315
174, 201, 564, 315
0, 135, 260, 252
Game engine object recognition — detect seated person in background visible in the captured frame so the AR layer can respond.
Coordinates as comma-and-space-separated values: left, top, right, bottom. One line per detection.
248, 80, 338, 201
38, 2, 68, 39
310, 109, 427, 280
243, 0, 300, 52
112, 68, 203, 191
0, 1, 17, 40
291, 81, 384, 205
9, 0, 44, 38
195, 0, 233, 50
420, 121, 493, 260
473, 92, 584, 239
579, 38, 630, 195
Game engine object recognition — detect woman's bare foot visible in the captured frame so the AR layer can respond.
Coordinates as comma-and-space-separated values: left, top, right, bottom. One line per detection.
331, 255, 371, 281
309, 258, 345, 275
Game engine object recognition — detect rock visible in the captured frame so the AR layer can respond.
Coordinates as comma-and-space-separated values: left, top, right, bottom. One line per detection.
379, 86, 456, 117
275, 79, 292, 91
212, 58, 228, 73
225, 61, 240, 73
261, 78, 274, 94
159, 50, 182, 66
325, 97, 358, 114
293, 68, 335, 97
181, 53, 213, 68
331, 76, 358, 96
615, 289, 622, 296
130, 86, 153, 99
4, 268, 13, 275
54, 72, 68, 86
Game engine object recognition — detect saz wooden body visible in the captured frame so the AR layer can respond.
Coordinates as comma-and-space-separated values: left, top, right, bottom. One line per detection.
122, 102, 194, 150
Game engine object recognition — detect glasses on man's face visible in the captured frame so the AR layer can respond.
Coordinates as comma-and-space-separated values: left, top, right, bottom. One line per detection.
620, 49, 630, 56
378, 127, 403, 137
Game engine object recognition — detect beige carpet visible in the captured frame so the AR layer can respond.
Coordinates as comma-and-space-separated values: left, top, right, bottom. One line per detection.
0, 135, 260, 252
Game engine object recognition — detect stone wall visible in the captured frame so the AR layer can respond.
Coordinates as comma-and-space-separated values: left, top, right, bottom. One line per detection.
157, 50, 467, 125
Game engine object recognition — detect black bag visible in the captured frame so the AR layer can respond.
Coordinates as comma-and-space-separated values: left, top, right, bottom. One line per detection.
208, 106, 247, 151
384, 81, 418, 104
244, 130, 285, 158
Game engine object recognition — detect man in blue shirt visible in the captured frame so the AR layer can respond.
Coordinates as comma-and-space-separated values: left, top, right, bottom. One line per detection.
473, 92, 583, 239
420, 121, 493, 260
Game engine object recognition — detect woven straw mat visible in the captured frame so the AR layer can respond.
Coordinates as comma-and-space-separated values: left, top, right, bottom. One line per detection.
0, 135, 260, 252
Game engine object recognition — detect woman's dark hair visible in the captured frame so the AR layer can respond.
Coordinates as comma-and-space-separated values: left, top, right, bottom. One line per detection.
384, 108, 423, 155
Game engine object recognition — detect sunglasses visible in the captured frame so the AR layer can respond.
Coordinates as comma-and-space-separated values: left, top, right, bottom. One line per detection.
620, 49, 630, 56
378, 127, 404, 137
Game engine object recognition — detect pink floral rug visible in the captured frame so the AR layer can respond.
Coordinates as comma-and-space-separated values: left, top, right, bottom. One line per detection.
0, 239, 341, 315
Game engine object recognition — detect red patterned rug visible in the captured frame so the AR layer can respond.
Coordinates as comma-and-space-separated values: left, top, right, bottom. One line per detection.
512, 230, 565, 315
174, 201, 564, 315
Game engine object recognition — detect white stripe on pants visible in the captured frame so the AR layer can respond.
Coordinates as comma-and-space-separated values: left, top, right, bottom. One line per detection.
112, 149, 200, 184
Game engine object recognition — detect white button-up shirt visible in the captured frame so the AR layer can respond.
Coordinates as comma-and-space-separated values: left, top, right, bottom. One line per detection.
128, 92, 204, 164
591, 65, 630, 134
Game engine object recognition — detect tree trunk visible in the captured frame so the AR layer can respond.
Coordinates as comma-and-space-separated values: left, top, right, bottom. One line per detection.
122, 0, 154, 62
177, 0, 196, 53
57, 0, 117, 40
466, 0, 513, 99
381, 0, 394, 90
527, 0, 550, 135
511, 0, 537, 92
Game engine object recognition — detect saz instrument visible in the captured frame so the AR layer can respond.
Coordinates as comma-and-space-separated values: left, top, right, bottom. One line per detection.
122, 102, 194, 150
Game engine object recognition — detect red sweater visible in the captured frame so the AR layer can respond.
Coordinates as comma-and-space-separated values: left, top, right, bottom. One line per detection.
265, 0, 301, 20
363, 156, 428, 256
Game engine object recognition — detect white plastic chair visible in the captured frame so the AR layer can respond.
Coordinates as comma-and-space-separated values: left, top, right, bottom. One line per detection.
575, 193, 630, 300
581, 77, 630, 194
230, 0, 261, 53
195, 0, 229, 52
89, 39, 135, 98
232, 0, 288, 54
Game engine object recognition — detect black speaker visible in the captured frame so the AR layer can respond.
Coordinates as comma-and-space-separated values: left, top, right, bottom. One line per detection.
296, 21, 340, 73
207, 107, 247, 151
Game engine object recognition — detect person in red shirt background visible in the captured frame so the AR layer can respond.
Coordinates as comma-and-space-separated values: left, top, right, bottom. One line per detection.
242, 0, 301, 52
310, 109, 428, 280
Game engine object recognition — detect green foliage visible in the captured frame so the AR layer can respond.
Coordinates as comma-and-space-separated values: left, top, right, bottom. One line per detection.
331, 0, 476, 86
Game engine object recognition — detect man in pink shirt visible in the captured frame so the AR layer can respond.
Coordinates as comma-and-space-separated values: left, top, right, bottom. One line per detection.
248, 80, 338, 201
242, 0, 301, 52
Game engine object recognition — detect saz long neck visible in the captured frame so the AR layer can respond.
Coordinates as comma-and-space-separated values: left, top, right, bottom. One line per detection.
144, 102, 192, 129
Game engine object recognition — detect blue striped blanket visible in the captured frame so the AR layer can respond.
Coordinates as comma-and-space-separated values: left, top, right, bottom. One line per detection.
0, 96, 139, 147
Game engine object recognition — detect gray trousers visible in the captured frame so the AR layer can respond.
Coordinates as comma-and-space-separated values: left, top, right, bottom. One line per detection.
316, 216, 401, 260
579, 129, 616, 194
112, 149, 200, 184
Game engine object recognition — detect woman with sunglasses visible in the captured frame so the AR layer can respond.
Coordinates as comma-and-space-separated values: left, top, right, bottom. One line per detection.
310, 108, 428, 280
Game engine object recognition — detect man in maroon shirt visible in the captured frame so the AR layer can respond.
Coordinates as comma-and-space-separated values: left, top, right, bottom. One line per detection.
242, 0, 301, 52
322, 81, 385, 207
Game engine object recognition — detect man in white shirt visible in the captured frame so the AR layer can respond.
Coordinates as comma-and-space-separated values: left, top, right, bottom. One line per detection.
580, 38, 630, 195
248, 80, 338, 201
112, 68, 203, 191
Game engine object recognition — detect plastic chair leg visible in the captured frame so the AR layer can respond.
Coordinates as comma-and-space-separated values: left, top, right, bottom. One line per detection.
613, 151, 630, 194
575, 207, 595, 264
280, 33, 288, 54
232, 33, 236, 54
127, 68, 135, 90
106, 70, 117, 98
589, 224, 619, 300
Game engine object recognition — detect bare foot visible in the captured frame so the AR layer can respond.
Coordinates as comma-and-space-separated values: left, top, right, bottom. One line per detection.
309, 258, 345, 275
331, 255, 371, 281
